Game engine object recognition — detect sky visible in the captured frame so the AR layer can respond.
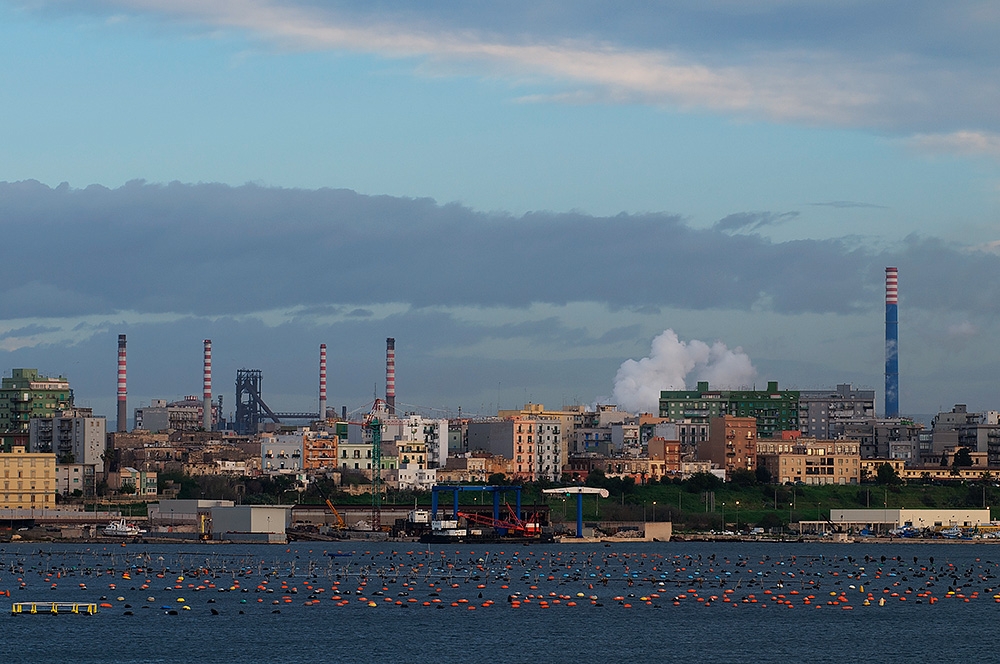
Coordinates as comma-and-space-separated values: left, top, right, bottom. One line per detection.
2, 1, 1000, 421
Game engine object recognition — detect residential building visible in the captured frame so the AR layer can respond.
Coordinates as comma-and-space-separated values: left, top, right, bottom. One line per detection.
647, 436, 682, 481
0, 369, 72, 433
499, 403, 585, 480
108, 466, 158, 496
436, 455, 489, 483
28, 408, 106, 471
757, 438, 861, 485
134, 396, 217, 432
261, 432, 303, 474
302, 429, 339, 471
929, 405, 1000, 460
660, 381, 799, 440
383, 414, 448, 468
0, 446, 56, 509
798, 384, 876, 439
842, 418, 923, 460
56, 463, 97, 498
397, 466, 436, 491
700, 416, 757, 475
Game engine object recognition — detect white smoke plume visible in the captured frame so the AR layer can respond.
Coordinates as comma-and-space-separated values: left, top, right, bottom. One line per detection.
612, 329, 757, 414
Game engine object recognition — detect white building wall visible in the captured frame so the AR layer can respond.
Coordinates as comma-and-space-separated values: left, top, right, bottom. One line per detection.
261, 432, 304, 473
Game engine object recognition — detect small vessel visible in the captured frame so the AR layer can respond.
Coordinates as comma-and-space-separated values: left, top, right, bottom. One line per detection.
103, 519, 146, 537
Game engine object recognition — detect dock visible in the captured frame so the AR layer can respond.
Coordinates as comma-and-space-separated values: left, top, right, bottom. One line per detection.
11, 602, 98, 615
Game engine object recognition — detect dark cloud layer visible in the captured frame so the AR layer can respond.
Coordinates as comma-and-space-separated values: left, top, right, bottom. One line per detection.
0, 179, 995, 319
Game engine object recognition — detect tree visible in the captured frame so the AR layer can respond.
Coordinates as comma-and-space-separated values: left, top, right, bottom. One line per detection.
118, 480, 136, 496
758, 512, 783, 531
487, 473, 507, 485
755, 465, 772, 485
685, 472, 722, 493
876, 463, 900, 485
729, 469, 757, 488
953, 447, 974, 469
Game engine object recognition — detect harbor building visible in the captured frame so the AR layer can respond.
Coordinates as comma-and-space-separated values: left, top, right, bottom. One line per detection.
0, 369, 72, 434
0, 446, 56, 509
826, 508, 990, 534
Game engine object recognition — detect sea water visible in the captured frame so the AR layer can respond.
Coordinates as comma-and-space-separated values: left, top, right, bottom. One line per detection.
0, 541, 994, 663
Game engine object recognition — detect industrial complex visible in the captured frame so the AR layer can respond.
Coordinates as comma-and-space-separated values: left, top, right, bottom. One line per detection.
2, 266, 1000, 542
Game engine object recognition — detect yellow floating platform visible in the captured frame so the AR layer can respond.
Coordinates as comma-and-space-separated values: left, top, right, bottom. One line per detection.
11, 602, 98, 615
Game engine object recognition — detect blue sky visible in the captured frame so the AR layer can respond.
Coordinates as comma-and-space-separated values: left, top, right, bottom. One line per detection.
2, 1, 1000, 421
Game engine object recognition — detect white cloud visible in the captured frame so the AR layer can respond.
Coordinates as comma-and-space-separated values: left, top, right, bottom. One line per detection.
904, 131, 1000, 158
82, 0, 929, 128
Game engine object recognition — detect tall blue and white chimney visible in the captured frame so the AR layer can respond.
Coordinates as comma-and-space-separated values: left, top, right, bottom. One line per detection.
885, 267, 899, 417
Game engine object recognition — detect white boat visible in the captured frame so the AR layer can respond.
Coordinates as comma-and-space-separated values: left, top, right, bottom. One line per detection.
103, 519, 146, 537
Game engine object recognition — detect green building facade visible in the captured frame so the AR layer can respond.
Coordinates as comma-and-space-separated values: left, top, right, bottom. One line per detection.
659, 380, 799, 438
0, 369, 73, 433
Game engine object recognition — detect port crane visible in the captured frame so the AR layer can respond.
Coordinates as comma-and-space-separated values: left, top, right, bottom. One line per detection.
363, 400, 386, 532
314, 484, 347, 531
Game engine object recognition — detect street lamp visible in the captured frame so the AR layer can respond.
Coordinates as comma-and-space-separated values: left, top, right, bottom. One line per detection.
735, 501, 740, 533
721, 502, 726, 531
652, 501, 657, 523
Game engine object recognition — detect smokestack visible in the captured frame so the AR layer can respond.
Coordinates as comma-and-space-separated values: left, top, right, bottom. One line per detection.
342, 405, 347, 420
885, 267, 899, 418
319, 344, 327, 421
117, 334, 127, 433
203, 339, 213, 430
386, 337, 396, 416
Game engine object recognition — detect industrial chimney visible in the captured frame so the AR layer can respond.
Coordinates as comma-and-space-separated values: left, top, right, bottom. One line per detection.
386, 337, 396, 416
319, 343, 327, 421
117, 334, 127, 433
885, 267, 899, 418
203, 339, 213, 430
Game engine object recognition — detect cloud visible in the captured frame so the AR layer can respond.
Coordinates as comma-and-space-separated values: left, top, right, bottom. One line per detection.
904, 131, 1000, 159
810, 201, 888, 209
6, 179, 1000, 327
0, 180, 891, 321
611, 329, 756, 413
714, 211, 799, 233
30, 1, 1000, 138
946, 321, 978, 339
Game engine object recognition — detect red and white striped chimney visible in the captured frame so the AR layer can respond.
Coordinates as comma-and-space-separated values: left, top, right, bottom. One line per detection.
386, 337, 396, 416
117, 334, 127, 432
203, 339, 213, 430
319, 343, 327, 421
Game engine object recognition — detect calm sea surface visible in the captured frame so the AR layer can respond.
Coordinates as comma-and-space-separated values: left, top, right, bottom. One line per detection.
1, 540, 996, 663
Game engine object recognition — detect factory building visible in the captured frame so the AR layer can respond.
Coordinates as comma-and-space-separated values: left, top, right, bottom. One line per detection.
0, 369, 73, 434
